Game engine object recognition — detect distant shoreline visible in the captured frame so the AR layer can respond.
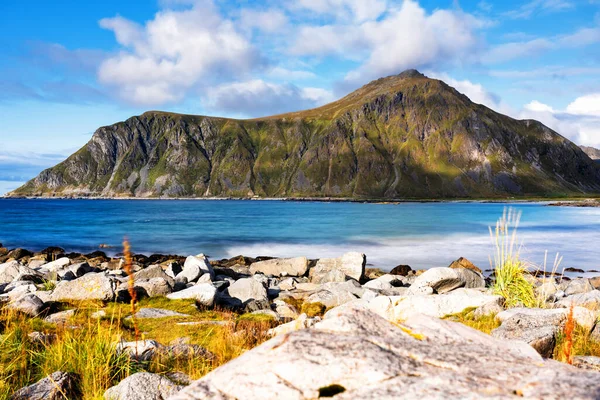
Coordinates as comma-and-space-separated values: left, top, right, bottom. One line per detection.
3, 194, 598, 204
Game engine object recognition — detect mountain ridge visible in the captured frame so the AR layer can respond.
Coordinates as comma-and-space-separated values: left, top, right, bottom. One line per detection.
9, 70, 600, 199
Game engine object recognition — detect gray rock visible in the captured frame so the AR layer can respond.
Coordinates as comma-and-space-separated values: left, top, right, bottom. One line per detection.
133, 308, 190, 319
0, 260, 22, 284
408, 267, 484, 294
136, 277, 173, 297
564, 278, 594, 296
273, 300, 299, 319
40, 257, 71, 272
176, 255, 214, 283
573, 356, 600, 371
134, 265, 175, 287
161, 343, 215, 361
57, 262, 93, 279
310, 252, 365, 283
249, 257, 309, 277
103, 372, 183, 400
7, 294, 44, 316
310, 268, 346, 284
555, 290, 600, 310
171, 308, 600, 400
306, 281, 364, 308
497, 307, 596, 330
51, 273, 117, 302
278, 277, 298, 291
225, 278, 267, 304
167, 283, 217, 307
44, 309, 76, 324
11, 371, 79, 400
116, 340, 162, 362
492, 313, 562, 358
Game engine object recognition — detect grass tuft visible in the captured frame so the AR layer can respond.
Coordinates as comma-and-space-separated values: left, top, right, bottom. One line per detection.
490, 208, 536, 308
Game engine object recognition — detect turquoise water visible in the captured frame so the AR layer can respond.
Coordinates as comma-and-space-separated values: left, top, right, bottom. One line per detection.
1, 199, 599, 272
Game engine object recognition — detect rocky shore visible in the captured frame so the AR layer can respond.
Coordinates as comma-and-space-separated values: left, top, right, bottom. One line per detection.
3, 244, 600, 399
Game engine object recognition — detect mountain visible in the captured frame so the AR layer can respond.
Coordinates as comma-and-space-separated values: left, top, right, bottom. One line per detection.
581, 146, 600, 161
9, 70, 600, 199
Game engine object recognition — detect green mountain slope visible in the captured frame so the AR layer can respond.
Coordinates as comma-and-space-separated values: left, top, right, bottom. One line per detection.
10, 70, 600, 199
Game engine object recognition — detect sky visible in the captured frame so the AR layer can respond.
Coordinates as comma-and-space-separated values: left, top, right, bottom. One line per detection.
1, 0, 600, 195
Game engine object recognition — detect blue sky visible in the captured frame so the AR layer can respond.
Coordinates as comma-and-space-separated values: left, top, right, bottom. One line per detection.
2, 0, 600, 194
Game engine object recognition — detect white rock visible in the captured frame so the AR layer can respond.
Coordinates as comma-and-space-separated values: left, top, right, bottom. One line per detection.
249, 257, 309, 277
226, 278, 267, 304
310, 252, 365, 283
104, 372, 183, 400
167, 283, 217, 307
498, 307, 596, 330
176, 254, 214, 283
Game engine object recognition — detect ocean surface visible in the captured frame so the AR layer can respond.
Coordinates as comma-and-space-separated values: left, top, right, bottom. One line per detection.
1, 199, 599, 273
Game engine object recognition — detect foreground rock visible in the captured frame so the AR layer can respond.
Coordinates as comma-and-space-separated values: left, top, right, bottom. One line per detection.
172, 308, 600, 399
51, 273, 117, 302
104, 372, 183, 400
11, 371, 79, 400
492, 307, 596, 357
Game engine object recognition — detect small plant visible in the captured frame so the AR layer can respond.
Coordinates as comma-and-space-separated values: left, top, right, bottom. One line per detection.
561, 303, 575, 364
301, 302, 327, 317
123, 238, 140, 341
490, 208, 536, 308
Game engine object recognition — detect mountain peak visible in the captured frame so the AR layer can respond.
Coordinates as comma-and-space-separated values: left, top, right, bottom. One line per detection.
396, 69, 426, 79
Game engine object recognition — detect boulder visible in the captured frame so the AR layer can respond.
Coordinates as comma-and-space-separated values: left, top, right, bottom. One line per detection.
44, 309, 76, 324
51, 273, 117, 302
310, 268, 346, 284
407, 267, 484, 294
310, 252, 365, 283
555, 290, 600, 310
134, 265, 175, 287
7, 294, 44, 316
7, 248, 32, 260
167, 283, 217, 307
389, 264, 412, 276
176, 254, 214, 283
564, 278, 594, 296
448, 257, 482, 273
104, 372, 183, 400
225, 278, 267, 305
171, 308, 600, 400
326, 290, 503, 321
273, 300, 299, 319
116, 340, 162, 362
165, 262, 183, 279
0, 260, 22, 284
306, 280, 364, 309
249, 257, 308, 277
41, 257, 71, 272
11, 371, 79, 400
497, 307, 596, 330
135, 278, 173, 298
492, 313, 563, 358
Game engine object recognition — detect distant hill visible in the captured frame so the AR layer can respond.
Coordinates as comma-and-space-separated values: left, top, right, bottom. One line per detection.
9, 70, 600, 199
581, 146, 600, 162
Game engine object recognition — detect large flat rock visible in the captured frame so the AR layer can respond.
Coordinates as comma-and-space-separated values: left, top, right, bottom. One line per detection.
171, 308, 600, 399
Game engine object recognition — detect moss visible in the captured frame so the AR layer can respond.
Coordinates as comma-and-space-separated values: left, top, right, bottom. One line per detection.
301, 302, 327, 317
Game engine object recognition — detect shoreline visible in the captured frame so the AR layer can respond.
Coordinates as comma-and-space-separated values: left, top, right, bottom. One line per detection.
3, 194, 598, 204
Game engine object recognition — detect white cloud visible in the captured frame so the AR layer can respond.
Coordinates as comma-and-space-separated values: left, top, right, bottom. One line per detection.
490, 66, 600, 79
503, 0, 574, 20
268, 67, 316, 80
204, 80, 333, 117
293, 0, 388, 22
485, 25, 600, 64
98, 0, 263, 106
520, 99, 600, 147
292, 1, 484, 87
239, 9, 288, 33
566, 93, 600, 116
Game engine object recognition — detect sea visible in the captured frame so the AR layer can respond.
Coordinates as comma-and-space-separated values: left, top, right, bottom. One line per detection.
1, 199, 599, 273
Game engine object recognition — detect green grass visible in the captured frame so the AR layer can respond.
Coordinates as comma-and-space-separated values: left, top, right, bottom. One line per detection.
0, 296, 277, 399
490, 208, 536, 308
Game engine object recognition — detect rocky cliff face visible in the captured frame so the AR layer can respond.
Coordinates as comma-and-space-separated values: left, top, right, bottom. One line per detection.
11, 70, 600, 198
581, 146, 600, 161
